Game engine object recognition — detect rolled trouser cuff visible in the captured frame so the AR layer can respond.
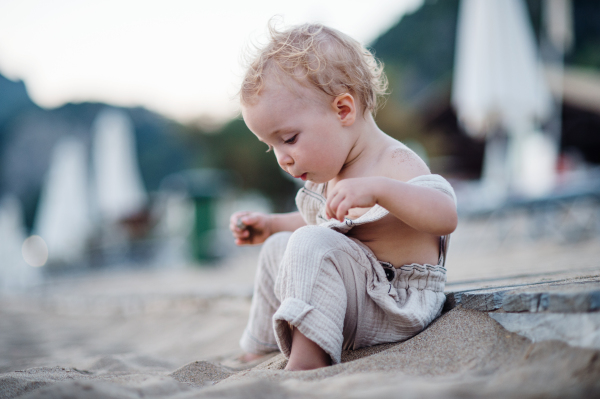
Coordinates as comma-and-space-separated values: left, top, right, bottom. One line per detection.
273, 297, 343, 364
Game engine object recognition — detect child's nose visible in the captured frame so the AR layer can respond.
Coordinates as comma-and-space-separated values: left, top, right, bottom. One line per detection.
276, 151, 294, 168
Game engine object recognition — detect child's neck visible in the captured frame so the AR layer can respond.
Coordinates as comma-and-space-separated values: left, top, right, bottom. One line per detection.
334, 113, 389, 182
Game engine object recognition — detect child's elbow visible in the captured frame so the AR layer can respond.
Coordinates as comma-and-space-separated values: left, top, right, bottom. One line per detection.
447, 213, 459, 235
436, 209, 458, 236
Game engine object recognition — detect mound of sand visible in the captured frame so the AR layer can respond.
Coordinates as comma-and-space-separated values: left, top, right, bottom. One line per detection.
3, 308, 599, 399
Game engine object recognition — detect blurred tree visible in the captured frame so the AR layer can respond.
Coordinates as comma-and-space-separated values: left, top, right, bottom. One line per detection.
183, 118, 297, 212
568, 0, 600, 68
126, 107, 191, 192
370, 0, 459, 103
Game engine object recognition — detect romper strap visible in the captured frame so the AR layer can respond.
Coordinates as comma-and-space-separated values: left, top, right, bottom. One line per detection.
438, 235, 450, 267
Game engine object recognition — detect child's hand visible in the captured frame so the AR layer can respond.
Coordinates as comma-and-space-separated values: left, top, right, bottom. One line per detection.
325, 177, 382, 222
229, 211, 272, 246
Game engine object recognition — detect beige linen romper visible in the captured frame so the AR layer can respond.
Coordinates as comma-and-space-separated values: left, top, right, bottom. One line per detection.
239, 174, 457, 364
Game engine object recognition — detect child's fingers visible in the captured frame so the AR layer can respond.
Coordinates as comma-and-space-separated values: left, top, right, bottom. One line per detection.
236, 234, 257, 246
240, 214, 254, 225
230, 221, 246, 234
230, 211, 263, 246
325, 203, 334, 219
325, 197, 334, 218
242, 214, 265, 229
232, 230, 248, 240
230, 211, 250, 232
235, 232, 253, 245
336, 200, 351, 222
230, 220, 242, 232
230, 211, 248, 224
234, 228, 250, 237
326, 194, 345, 219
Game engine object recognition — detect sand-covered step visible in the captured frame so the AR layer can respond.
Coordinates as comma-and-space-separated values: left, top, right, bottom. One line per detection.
445, 277, 600, 313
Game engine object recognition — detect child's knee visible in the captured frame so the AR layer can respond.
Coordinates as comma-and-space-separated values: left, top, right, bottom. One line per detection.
265, 230, 292, 246
288, 226, 343, 254
281, 226, 351, 281
261, 231, 292, 256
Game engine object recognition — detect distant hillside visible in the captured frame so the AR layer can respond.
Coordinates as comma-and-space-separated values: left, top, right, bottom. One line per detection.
0, 73, 191, 229
370, 0, 459, 103
370, 0, 600, 106
0, 75, 38, 129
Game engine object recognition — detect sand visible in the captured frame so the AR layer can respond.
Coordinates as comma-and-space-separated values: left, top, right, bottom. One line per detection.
2, 235, 600, 398
2, 306, 599, 399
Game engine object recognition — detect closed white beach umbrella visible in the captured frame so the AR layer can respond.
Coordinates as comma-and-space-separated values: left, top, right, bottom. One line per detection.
92, 108, 147, 223
0, 196, 42, 289
452, 0, 554, 198
34, 137, 92, 264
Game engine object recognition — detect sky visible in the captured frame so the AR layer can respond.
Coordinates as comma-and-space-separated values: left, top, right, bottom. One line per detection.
0, 0, 422, 124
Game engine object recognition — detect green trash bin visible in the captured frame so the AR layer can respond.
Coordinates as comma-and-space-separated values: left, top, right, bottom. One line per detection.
189, 169, 235, 262
191, 194, 216, 261
162, 169, 236, 262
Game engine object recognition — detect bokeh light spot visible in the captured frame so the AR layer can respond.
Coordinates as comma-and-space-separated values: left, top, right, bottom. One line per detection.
22, 235, 48, 267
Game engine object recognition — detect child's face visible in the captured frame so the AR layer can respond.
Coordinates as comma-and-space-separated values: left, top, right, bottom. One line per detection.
242, 76, 353, 184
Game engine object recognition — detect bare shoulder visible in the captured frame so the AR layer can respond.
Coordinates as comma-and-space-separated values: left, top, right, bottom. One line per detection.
380, 141, 430, 182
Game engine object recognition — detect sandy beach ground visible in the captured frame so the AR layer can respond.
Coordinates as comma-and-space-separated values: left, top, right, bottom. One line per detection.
2, 224, 600, 398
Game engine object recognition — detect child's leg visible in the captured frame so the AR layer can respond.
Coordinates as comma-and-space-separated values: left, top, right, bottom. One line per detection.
273, 226, 368, 367
286, 327, 331, 370
239, 231, 292, 356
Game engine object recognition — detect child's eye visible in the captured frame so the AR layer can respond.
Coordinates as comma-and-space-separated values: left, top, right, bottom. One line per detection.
284, 134, 298, 144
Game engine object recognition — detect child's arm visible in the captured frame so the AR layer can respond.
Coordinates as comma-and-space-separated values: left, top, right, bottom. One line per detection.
325, 176, 457, 236
230, 211, 306, 246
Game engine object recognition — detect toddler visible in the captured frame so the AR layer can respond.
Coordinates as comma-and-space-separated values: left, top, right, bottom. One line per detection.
230, 23, 457, 371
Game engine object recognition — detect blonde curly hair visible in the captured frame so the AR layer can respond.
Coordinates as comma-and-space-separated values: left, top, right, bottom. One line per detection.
240, 22, 388, 115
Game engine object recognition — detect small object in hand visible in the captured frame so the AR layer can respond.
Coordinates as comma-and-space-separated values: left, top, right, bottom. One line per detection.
237, 217, 254, 241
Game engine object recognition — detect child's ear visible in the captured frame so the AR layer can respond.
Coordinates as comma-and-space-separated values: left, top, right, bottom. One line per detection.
331, 93, 356, 126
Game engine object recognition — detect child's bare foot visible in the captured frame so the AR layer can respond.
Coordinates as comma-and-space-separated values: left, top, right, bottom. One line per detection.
239, 352, 264, 363
285, 328, 331, 371
220, 351, 277, 370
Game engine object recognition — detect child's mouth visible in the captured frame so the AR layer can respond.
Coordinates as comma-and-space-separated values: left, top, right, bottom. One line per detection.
300, 173, 307, 181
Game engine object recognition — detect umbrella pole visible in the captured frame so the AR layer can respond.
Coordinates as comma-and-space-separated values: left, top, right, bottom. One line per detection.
481, 127, 510, 204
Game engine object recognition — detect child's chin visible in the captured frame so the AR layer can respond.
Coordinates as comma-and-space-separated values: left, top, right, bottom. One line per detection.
307, 171, 339, 184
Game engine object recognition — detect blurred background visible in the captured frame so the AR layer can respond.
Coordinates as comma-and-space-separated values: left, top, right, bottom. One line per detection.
0, 0, 599, 291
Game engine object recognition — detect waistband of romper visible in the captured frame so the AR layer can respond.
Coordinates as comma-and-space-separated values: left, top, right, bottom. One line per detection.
379, 261, 446, 292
